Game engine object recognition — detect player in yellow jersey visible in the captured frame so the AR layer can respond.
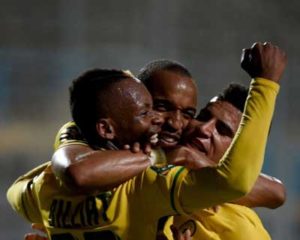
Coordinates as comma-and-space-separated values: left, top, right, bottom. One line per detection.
50, 56, 285, 208
160, 83, 280, 240
7, 42, 288, 239
159, 42, 288, 240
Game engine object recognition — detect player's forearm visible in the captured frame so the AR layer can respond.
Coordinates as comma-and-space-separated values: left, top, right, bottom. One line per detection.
52, 145, 150, 193
232, 173, 286, 209
175, 78, 279, 212
214, 78, 279, 197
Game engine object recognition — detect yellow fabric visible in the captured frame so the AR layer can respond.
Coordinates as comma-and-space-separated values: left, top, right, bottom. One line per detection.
7, 121, 87, 224
53, 121, 88, 150
164, 203, 271, 240
7, 78, 279, 240
6, 162, 50, 223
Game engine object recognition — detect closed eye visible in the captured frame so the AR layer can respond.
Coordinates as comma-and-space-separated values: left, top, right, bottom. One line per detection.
216, 121, 234, 137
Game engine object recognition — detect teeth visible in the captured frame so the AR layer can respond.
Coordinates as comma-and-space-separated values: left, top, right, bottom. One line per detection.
162, 137, 176, 143
150, 133, 158, 139
149, 134, 158, 144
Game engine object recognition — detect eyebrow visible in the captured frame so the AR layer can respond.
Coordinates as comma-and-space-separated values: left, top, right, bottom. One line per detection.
154, 99, 196, 112
198, 107, 235, 136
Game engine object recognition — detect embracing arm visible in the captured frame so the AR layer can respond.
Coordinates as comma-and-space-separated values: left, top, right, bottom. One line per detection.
233, 173, 286, 209
168, 147, 286, 209
52, 144, 151, 193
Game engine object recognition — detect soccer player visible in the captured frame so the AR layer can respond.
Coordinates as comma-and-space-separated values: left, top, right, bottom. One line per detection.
52, 57, 284, 206
7, 42, 286, 240
161, 83, 281, 240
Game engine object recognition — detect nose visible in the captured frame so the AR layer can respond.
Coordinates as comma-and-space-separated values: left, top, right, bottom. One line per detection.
196, 120, 215, 138
166, 110, 184, 132
151, 110, 164, 127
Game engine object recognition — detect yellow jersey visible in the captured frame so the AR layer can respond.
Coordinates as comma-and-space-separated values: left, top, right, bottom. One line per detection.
163, 203, 271, 240
7, 78, 279, 240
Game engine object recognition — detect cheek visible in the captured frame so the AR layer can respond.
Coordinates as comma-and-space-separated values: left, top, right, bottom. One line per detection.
218, 140, 232, 155
133, 118, 150, 132
213, 139, 232, 162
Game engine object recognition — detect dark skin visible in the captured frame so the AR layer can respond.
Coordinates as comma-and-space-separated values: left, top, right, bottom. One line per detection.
52, 63, 285, 206
146, 70, 198, 149
27, 43, 287, 239
52, 70, 198, 192
53, 77, 163, 193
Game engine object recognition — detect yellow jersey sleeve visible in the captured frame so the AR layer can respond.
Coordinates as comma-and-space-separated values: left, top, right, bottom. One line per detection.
53, 121, 88, 150
7, 122, 88, 223
171, 78, 279, 214
6, 162, 50, 223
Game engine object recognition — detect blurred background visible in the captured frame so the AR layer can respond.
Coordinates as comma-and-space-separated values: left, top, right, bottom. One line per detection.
1, 0, 299, 239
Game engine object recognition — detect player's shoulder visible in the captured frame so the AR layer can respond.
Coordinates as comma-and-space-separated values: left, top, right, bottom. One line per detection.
54, 121, 88, 150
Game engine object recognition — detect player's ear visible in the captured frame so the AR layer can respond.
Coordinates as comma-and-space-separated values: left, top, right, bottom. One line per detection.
96, 119, 116, 140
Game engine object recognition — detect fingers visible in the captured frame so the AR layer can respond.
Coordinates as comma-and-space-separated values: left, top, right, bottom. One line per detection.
241, 41, 287, 83
132, 142, 141, 153
123, 142, 152, 154
122, 143, 141, 153
25, 224, 48, 240
143, 143, 152, 154
241, 48, 253, 76
123, 144, 130, 150
24, 233, 48, 240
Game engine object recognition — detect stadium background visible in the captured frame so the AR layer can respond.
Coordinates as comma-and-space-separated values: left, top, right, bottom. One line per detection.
1, 1, 299, 239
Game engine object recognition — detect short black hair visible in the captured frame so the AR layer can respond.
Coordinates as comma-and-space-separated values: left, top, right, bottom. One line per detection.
205, 83, 249, 113
69, 69, 130, 147
137, 59, 192, 87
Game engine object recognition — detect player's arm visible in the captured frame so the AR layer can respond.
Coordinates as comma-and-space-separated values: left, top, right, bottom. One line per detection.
168, 147, 286, 209
52, 144, 151, 193
52, 121, 152, 193
6, 163, 48, 223
172, 42, 287, 212
233, 173, 286, 209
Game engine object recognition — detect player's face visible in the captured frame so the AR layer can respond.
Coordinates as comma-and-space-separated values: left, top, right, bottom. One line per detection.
184, 100, 242, 163
147, 70, 197, 149
110, 78, 163, 147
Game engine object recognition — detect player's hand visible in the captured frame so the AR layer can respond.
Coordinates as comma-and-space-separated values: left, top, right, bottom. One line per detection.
165, 145, 216, 169
171, 225, 192, 240
24, 234, 48, 240
123, 142, 152, 154
24, 224, 48, 240
241, 42, 287, 83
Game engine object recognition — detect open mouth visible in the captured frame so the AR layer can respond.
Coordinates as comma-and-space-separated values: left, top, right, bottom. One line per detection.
159, 132, 180, 146
149, 133, 159, 145
188, 138, 207, 154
